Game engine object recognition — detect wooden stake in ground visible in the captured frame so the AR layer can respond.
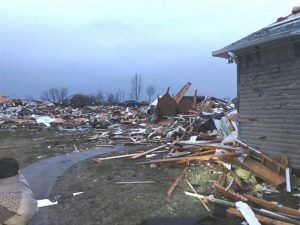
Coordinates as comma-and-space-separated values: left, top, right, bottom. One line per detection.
131, 144, 167, 159
192, 89, 197, 109
167, 167, 188, 197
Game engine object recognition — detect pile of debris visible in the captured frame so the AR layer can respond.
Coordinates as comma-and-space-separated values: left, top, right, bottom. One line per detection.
0, 82, 237, 148
93, 134, 299, 224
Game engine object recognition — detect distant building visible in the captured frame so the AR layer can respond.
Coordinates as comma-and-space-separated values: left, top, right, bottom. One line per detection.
213, 7, 300, 169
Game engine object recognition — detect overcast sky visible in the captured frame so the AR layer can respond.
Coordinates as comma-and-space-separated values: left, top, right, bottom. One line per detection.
0, 0, 298, 100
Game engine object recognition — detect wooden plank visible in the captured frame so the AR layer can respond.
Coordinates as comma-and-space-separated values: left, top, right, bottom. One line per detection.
227, 207, 293, 225
116, 181, 154, 184
167, 167, 187, 196
131, 144, 167, 159
213, 183, 248, 201
174, 82, 191, 103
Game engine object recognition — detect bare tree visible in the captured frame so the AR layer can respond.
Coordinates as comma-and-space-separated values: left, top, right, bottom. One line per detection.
115, 89, 125, 103
107, 93, 116, 104
41, 87, 68, 104
146, 85, 156, 103
95, 89, 104, 104
24, 95, 35, 101
130, 73, 143, 101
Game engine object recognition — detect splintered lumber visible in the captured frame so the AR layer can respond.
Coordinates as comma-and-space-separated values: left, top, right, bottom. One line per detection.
167, 168, 188, 197
192, 143, 247, 152
184, 192, 300, 225
243, 193, 300, 218
131, 144, 167, 159
239, 157, 285, 187
92, 153, 138, 163
174, 82, 191, 103
227, 208, 293, 225
186, 179, 210, 211
116, 181, 154, 184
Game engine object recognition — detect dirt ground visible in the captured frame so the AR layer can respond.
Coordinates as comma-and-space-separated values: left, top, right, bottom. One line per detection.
0, 128, 96, 167
46, 149, 242, 225
2, 128, 295, 225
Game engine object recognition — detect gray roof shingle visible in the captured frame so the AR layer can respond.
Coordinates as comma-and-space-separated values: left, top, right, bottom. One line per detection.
213, 10, 300, 58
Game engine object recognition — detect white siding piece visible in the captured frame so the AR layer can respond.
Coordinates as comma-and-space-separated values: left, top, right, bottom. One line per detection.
235, 201, 261, 225
286, 168, 291, 192
37, 199, 58, 208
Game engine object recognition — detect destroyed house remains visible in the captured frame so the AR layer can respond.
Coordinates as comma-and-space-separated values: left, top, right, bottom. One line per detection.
213, 7, 300, 169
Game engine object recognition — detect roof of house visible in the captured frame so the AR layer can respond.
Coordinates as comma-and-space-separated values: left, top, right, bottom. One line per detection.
213, 7, 300, 58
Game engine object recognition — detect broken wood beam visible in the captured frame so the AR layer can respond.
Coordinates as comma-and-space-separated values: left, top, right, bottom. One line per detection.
243, 193, 300, 218
174, 82, 191, 104
167, 167, 188, 197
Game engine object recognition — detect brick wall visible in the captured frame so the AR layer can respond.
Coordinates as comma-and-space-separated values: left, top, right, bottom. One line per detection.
238, 40, 300, 169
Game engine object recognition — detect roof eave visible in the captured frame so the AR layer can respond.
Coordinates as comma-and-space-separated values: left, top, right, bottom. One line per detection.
212, 31, 300, 58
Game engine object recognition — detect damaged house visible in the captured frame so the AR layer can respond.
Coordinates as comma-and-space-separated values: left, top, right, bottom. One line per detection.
213, 7, 300, 169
